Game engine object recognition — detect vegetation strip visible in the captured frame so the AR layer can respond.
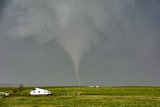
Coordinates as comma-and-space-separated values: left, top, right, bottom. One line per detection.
1, 86, 160, 107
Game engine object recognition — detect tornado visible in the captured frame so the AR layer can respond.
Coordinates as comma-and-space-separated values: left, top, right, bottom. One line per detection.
0, 0, 141, 85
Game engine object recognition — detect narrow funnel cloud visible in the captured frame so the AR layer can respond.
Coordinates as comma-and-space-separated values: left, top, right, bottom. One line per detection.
0, 0, 143, 85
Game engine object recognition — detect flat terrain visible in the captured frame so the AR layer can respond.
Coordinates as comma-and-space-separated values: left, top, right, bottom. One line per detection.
1, 86, 160, 107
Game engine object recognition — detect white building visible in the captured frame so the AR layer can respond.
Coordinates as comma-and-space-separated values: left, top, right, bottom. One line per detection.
30, 88, 51, 95
0, 92, 9, 97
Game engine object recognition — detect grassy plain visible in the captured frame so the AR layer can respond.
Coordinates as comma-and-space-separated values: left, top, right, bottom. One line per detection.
1, 86, 160, 107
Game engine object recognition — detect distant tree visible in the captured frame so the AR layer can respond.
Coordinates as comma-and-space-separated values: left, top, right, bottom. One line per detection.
12, 84, 24, 95
18, 84, 24, 93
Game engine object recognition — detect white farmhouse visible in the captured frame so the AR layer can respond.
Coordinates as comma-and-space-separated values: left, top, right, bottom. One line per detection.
30, 88, 51, 95
0, 92, 9, 97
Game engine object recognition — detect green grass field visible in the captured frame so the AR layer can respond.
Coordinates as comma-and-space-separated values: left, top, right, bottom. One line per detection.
1, 86, 160, 107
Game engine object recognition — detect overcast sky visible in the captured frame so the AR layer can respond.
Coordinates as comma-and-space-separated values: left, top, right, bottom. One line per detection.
0, 0, 160, 86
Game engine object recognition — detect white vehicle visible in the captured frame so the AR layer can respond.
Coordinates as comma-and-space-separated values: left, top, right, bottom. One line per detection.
0, 92, 9, 97
30, 88, 51, 95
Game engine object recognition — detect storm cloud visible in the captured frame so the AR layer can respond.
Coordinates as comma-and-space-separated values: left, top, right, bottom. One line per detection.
0, 0, 160, 86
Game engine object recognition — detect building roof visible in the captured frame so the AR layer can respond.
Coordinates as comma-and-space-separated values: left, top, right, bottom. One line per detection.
32, 88, 48, 91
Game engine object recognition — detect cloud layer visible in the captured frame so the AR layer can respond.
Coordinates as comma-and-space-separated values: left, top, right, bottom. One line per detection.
0, 0, 160, 85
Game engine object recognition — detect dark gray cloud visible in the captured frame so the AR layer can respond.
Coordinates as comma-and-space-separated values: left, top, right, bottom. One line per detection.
0, 0, 160, 86
0, 0, 7, 18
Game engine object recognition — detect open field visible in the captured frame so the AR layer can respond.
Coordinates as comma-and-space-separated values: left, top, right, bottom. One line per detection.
1, 86, 160, 107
